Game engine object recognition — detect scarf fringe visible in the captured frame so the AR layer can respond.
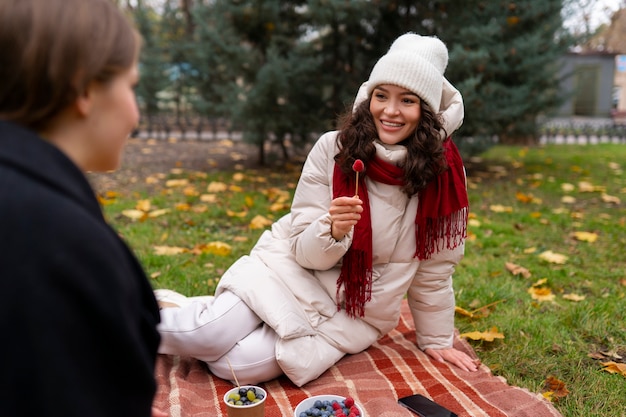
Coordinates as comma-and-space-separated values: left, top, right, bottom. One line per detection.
415, 207, 469, 260
336, 249, 372, 318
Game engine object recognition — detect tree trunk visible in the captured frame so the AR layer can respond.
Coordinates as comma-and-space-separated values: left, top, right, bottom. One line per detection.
257, 139, 266, 166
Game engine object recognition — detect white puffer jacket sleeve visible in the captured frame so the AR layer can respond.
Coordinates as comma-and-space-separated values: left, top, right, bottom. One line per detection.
407, 244, 464, 350
288, 131, 351, 270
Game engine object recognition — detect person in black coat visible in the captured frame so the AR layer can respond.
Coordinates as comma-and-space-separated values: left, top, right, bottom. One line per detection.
0, 0, 163, 416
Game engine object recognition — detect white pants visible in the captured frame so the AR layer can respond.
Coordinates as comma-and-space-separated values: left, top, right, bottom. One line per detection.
157, 290, 282, 385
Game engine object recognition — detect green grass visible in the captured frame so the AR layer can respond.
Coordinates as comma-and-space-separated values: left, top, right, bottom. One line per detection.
98, 143, 626, 417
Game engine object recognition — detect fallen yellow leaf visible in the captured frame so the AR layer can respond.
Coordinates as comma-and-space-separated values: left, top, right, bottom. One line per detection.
538, 250, 568, 264
207, 181, 228, 192
153, 245, 187, 255
136, 199, 151, 212
226, 209, 247, 218
199, 241, 232, 256
103, 191, 121, 199
601, 193, 621, 204
249, 214, 274, 229
505, 262, 531, 278
454, 306, 475, 318
175, 203, 191, 211
165, 179, 189, 188
528, 286, 555, 301
147, 208, 171, 218
122, 209, 147, 221
516, 191, 534, 203
183, 186, 199, 197
454, 300, 505, 319
528, 278, 554, 301
600, 361, 626, 377
98, 195, 115, 205
562, 293, 585, 302
200, 194, 217, 203
263, 187, 287, 201
468, 218, 481, 227
191, 204, 208, 213
572, 231, 598, 242
269, 202, 291, 212
489, 204, 513, 213
578, 181, 604, 193
542, 376, 569, 400
460, 327, 505, 342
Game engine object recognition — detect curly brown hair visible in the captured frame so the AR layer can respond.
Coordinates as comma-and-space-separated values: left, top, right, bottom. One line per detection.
334, 97, 448, 196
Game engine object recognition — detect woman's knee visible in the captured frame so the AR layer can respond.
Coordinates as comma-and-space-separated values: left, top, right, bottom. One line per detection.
158, 290, 262, 361
208, 324, 282, 385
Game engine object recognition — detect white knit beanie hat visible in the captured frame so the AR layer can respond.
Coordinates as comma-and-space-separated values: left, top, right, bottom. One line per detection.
366, 33, 448, 113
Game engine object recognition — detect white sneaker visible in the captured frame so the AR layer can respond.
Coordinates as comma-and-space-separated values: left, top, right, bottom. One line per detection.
153, 289, 191, 309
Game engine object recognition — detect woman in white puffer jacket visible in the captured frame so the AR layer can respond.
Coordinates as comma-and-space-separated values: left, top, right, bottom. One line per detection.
155, 33, 479, 387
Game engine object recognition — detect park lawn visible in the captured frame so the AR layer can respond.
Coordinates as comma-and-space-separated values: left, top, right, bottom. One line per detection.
100, 143, 625, 417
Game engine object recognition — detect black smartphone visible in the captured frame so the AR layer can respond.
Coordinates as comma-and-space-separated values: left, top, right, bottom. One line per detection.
398, 394, 458, 417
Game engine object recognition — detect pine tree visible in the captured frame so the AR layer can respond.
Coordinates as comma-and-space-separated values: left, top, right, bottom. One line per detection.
190, 0, 327, 164
438, 0, 574, 143
129, 0, 576, 151
133, 4, 170, 124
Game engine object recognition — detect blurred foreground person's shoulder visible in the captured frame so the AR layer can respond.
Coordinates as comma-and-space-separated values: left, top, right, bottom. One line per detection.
0, 1, 161, 416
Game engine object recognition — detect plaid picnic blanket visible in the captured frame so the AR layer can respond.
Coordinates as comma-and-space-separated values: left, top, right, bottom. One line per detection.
154, 301, 563, 417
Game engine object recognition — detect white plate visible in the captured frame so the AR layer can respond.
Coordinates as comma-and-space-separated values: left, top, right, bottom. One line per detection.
294, 394, 365, 417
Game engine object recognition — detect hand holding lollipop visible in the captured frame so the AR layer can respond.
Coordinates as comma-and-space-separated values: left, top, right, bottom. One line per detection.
352, 159, 364, 197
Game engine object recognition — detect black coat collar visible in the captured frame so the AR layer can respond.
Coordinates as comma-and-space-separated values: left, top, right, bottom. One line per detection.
0, 120, 103, 219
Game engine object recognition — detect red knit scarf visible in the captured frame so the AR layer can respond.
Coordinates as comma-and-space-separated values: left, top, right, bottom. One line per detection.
332, 138, 469, 318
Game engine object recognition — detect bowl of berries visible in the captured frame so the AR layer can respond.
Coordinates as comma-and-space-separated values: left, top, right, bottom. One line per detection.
223, 385, 267, 417
294, 394, 364, 417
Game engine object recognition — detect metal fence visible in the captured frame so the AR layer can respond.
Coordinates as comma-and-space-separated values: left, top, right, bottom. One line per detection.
539, 117, 626, 144
133, 114, 237, 141
131, 114, 626, 145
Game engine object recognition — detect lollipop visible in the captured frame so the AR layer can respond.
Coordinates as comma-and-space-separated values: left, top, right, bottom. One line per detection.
352, 159, 364, 197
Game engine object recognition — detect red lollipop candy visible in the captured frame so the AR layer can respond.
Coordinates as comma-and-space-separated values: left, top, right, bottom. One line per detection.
352, 159, 364, 197
352, 159, 364, 173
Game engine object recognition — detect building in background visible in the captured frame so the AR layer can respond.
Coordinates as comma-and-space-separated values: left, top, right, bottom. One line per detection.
556, 51, 616, 117
585, 7, 626, 121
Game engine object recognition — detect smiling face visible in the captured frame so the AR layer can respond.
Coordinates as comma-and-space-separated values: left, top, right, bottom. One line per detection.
369, 84, 422, 145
